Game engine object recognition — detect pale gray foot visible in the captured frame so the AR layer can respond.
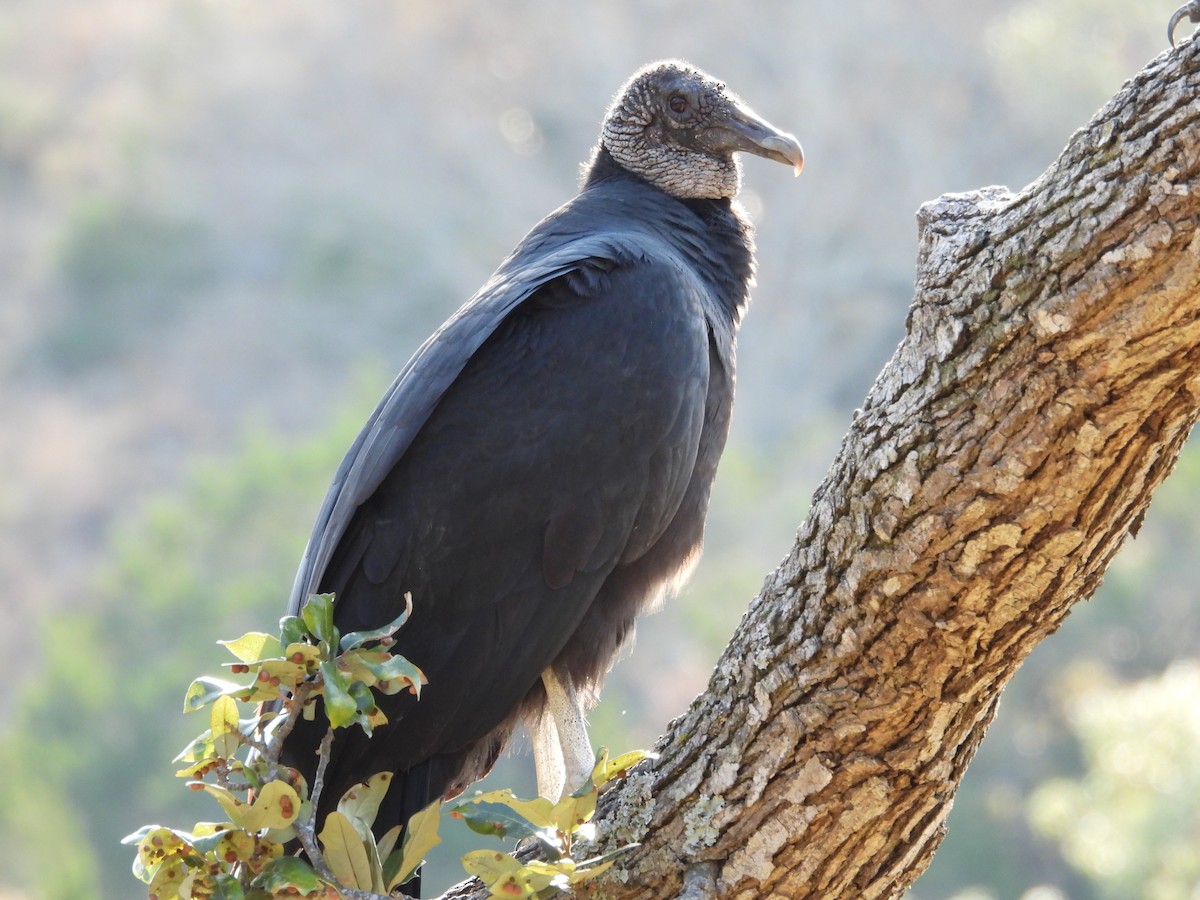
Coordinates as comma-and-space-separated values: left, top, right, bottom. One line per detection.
532, 667, 594, 801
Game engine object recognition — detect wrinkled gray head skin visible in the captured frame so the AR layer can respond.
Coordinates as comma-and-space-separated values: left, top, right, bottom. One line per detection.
600, 59, 804, 200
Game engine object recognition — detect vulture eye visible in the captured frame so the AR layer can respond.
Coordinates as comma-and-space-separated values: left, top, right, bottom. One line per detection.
668, 94, 689, 114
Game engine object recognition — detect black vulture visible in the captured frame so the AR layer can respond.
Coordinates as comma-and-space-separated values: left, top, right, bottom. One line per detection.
280, 59, 803, 845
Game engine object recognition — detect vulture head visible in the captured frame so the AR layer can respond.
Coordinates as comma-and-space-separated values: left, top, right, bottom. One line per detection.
600, 59, 804, 200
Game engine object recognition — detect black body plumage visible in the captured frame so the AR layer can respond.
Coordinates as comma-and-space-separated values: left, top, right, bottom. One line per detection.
278, 60, 802, 866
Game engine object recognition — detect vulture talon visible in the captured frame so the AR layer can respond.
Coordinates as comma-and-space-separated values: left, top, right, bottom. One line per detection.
1169, 0, 1200, 47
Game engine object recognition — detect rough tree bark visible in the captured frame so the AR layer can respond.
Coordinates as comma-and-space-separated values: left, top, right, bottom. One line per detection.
442, 32, 1200, 900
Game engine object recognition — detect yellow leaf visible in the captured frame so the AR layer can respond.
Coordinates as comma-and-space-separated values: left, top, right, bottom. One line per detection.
197, 780, 300, 832
254, 780, 302, 830
461, 849, 523, 878
337, 772, 393, 834
386, 800, 442, 891
258, 658, 308, 685
283, 642, 321, 665
238, 681, 283, 704
523, 858, 575, 878
133, 826, 190, 879
319, 811, 374, 890
210, 695, 241, 758
461, 850, 562, 897
461, 849, 527, 888
199, 784, 260, 830
549, 790, 596, 835
592, 748, 654, 787
219, 632, 283, 663
147, 852, 189, 896
377, 824, 403, 864
174, 759, 216, 779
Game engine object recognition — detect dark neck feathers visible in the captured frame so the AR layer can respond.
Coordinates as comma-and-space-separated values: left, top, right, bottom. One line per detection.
581, 146, 756, 325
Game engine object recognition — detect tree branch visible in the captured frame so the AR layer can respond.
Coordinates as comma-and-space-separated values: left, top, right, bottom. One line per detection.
438, 35, 1200, 900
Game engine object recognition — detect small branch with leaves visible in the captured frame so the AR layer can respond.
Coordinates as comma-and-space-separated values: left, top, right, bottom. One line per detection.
126, 593, 647, 900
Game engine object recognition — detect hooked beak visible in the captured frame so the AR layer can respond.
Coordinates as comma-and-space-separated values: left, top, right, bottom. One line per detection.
705, 101, 805, 176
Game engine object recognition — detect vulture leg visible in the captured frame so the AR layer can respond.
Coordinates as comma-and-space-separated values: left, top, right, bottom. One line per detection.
533, 667, 594, 800
532, 699, 565, 801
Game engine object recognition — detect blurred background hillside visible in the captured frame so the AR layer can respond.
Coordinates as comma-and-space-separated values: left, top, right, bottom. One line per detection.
2, 1, 1197, 898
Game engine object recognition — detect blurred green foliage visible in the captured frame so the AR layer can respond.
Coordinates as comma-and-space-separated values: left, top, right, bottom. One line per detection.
280, 196, 414, 305
48, 194, 217, 369
1029, 663, 1200, 900
0, 416, 366, 899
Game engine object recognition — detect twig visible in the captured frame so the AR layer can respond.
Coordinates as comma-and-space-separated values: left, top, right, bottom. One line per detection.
262, 679, 316, 784
311, 726, 334, 814
293, 729, 336, 883
235, 728, 271, 758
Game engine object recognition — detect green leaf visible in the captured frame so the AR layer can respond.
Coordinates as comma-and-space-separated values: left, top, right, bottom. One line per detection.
385, 799, 442, 890
251, 856, 323, 893
209, 871, 247, 900
349, 679, 376, 712
337, 771, 393, 832
183, 676, 244, 713
339, 594, 413, 650
450, 791, 550, 841
319, 659, 357, 728
358, 652, 427, 697
210, 694, 241, 758
174, 730, 216, 764
188, 824, 236, 855
319, 810, 375, 890
218, 632, 283, 664
456, 789, 555, 828
279, 615, 309, 647
300, 593, 337, 644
